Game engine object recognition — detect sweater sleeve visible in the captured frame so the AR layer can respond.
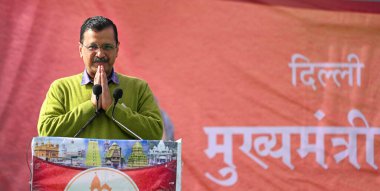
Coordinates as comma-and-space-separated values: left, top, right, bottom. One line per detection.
37, 80, 96, 137
105, 83, 163, 140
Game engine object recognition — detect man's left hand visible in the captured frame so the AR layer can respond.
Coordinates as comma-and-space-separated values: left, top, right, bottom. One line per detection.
99, 65, 112, 110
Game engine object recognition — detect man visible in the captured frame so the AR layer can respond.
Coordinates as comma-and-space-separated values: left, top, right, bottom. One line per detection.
37, 16, 163, 140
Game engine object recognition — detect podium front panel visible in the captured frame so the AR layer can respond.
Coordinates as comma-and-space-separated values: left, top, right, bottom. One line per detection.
31, 137, 182, 191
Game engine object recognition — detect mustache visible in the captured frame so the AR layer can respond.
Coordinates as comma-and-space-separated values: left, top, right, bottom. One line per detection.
93, 57, 109, 63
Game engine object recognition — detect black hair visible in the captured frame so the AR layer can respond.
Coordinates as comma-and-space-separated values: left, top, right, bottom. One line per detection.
80, 16, 119, 44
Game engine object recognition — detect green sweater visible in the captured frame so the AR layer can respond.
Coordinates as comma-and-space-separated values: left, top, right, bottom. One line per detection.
37, 73, 163, 140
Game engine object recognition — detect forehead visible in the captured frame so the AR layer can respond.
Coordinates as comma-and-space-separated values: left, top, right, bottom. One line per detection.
82, 27, 116, 44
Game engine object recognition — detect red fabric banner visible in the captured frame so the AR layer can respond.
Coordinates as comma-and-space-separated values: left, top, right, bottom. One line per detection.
32, 157, 177, 191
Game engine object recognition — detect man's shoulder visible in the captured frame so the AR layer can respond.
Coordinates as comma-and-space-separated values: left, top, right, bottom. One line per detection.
116, 73, 148, 86
51, 73, 82, 87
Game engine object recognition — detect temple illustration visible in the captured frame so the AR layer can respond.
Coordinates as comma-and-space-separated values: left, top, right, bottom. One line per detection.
33, 139, 178, 169
61, 139, 86, 158
59, 139, 86, 166
34, 141, 59, 161
105, 142, 125, 169
86, 141, 102, 167
148, 140, 176, 165
127, 142, 148, 167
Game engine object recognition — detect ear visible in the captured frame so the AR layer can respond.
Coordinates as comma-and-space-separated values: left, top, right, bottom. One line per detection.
115, 42, 120, 58
78, 42, 83, 58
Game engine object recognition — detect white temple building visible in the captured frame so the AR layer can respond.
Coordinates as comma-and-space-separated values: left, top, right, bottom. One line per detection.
148, 140, 176, 165
58, 139, 86, 166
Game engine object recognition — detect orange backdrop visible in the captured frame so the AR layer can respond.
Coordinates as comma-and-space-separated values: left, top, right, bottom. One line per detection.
1, 0, 380, 190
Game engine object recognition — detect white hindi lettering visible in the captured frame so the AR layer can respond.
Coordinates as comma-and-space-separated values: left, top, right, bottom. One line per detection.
289, 53, 364, 90
331, 109, 377, 169
204, 128, 237, 186
289, 54, 317, 90
204, 109, 379, 186
297, 128, 328, 169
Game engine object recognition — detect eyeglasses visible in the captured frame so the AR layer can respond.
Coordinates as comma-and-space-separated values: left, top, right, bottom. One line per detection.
81, 43, 117, 52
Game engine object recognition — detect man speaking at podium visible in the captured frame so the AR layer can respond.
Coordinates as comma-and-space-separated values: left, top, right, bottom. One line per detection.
37, 16, 163, 140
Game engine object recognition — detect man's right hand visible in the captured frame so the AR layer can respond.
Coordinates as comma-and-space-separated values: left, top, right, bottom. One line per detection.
91, 66, 102, 110
91, 65, 113, 111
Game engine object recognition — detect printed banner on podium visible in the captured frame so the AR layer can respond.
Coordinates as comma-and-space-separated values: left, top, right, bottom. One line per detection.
31, 137, 182, 191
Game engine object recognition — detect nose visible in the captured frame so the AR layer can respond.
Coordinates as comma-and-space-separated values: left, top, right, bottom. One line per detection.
95, 48, 106, 58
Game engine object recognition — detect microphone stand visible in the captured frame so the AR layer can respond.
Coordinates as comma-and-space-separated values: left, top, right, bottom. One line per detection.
74, 85, 102, 137
74, 112, 99, 137
112, 91, 142, 140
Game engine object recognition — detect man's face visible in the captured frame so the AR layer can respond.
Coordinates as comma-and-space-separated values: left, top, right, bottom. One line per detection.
79, 27, 119, 78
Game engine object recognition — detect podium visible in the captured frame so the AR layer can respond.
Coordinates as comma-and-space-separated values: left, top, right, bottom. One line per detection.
30, 137, 182, 191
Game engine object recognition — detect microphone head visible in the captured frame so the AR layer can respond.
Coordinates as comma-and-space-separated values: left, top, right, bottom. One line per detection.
113, 88, 123, 100
92, 84, 102, 96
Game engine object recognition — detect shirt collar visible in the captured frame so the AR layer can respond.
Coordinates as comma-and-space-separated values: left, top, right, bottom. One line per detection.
81, 68, 119, 85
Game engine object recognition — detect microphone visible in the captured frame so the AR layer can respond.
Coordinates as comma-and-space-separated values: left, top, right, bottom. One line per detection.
113, 88, 123, 105
74, 84, 102, 137
111, 88, 142, 140
93, 84, 102, 114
